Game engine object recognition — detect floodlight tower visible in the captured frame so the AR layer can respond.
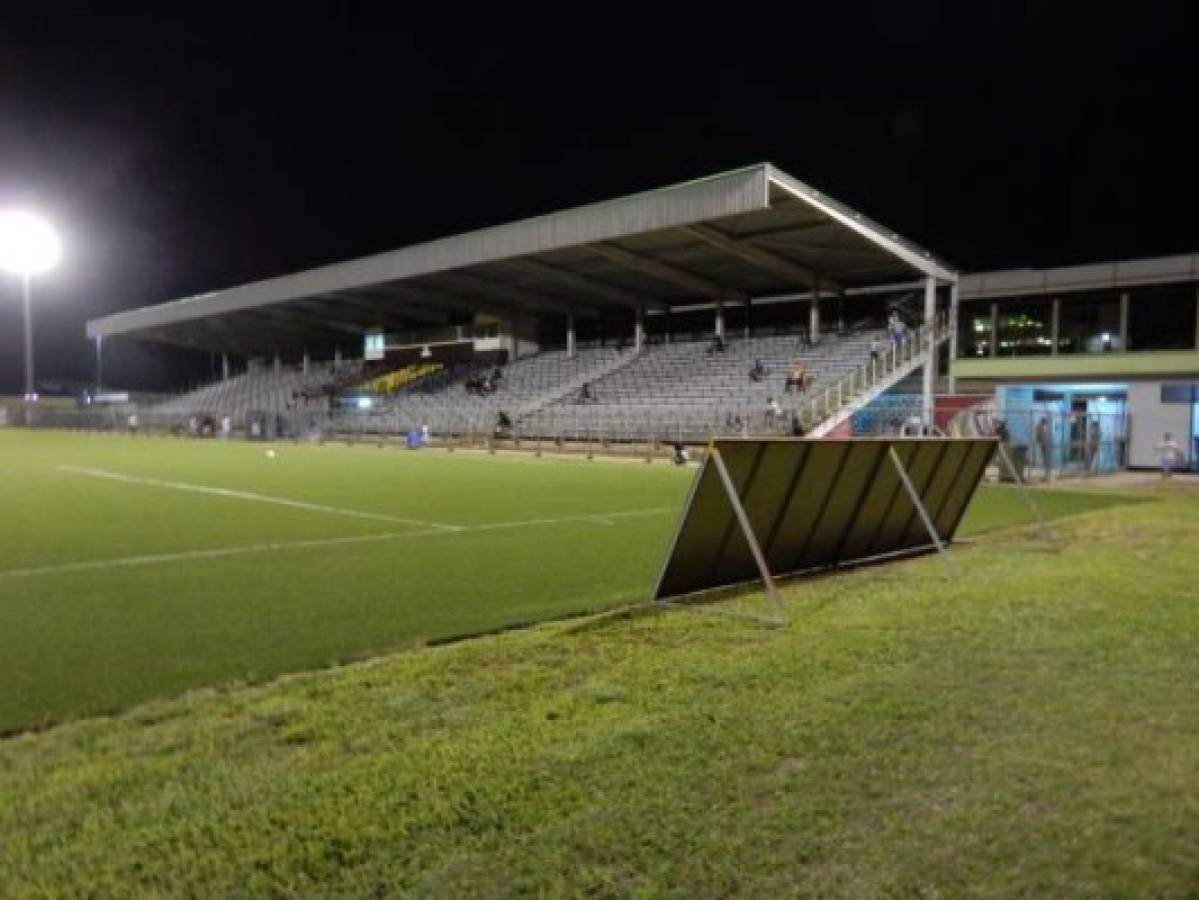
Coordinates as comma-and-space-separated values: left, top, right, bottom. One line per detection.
0, 210, 62, 400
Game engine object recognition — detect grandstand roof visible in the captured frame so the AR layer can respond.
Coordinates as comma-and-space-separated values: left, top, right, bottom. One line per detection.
87, 163, 956, 355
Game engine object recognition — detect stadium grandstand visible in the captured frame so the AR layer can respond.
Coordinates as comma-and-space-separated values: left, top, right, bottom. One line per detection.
17, 163, 1190, 473
76, 164, 957, 444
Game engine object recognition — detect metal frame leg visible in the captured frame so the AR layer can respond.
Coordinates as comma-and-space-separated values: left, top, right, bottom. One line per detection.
709, 447, 788, 624
889, 447, 956, 577
994, 442, 1057, 545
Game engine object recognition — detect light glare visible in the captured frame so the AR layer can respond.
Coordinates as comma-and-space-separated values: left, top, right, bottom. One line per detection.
0, 210, 62, 275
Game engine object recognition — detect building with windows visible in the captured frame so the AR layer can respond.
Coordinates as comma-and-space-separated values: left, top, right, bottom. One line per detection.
951, 254, 1199, 470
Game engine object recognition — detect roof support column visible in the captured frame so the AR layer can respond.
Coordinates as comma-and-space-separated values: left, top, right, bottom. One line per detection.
1194, 286, 1199, 350
222, 353, 230, 381
273, 350, 281, 373
94, 335, 103, 393
989, 303, 998, 358
948, 283, 960, 394
566, 314, 576, 358
1050, 297, 1060, 357
634, 307, 644, 352
744, 298, 751, 339
1119, 291, 1129, 350
809, 280, 821, 344
302, 349, 309, 374
334, 346, 343, 368
922, 275, 936, 427
714, 301, 725, 340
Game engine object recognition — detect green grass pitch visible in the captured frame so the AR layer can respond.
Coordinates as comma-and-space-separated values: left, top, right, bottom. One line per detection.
0, 429, 1132, 734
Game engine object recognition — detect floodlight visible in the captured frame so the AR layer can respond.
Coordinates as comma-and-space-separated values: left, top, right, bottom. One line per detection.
0, 210, 61, 401
0, 210, 61, 276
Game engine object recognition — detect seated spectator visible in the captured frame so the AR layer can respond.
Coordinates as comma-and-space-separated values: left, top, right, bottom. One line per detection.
870, 336, 884, 365
784, 364, 808, 393
790, 413, 806, 437
491, 366, 503, 382
707, 334, 727, 354
496, 410, 513, 433
577, 381, 595, 404
748, 359, 768, 382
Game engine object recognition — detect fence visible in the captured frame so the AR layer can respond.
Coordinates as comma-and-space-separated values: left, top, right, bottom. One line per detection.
950, 406, 1130, 476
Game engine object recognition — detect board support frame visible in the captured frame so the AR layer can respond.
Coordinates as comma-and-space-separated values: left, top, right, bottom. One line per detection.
888, 446, 956, 576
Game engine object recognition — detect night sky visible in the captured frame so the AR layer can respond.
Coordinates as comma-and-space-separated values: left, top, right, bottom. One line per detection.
1, 4, 1195, 393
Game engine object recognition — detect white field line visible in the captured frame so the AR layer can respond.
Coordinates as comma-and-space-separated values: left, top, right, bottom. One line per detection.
56, 465, 458, 531
0, 506, 676, 580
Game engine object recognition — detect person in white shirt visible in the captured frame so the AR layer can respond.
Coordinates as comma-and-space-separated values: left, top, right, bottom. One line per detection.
1155, 432, 1182, 478
765, 397, 781, 427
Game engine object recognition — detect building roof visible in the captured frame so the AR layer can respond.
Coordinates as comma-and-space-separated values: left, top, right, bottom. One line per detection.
87, 163, 955, 355
960, 252, 1199, 300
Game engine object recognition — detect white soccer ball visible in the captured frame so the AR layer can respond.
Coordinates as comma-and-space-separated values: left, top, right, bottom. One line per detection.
265, 449, 277, 459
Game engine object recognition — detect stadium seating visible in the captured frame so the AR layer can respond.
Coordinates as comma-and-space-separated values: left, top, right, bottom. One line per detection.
521, 330, 887, 440
333, 329, 888, 441
341, 348, 631, 436
151, 361, 362, 425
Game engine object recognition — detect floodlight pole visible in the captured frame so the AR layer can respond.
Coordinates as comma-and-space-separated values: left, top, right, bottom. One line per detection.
888, 446, 956, 576
22, 273, 34, 400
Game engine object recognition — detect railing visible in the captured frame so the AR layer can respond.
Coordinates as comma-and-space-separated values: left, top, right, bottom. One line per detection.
795, 312, 950, 430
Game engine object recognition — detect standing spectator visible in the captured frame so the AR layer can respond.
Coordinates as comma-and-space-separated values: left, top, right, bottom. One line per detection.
765, 396, 781, 427
1155, 432, 1182, 478
1086, 419, 1101, 473
1035, 416, 1053, 481
870, 336, 884, 367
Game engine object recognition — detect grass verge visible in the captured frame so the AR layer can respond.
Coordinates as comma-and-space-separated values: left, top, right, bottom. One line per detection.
0, 480, 1194, 896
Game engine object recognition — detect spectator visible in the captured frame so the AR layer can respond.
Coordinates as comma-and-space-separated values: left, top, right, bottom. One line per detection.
1086, 419, 1101, 473
749, 359, 768, 382
785, 364, 808, 393
491, 366, 503, 383
870, 336, 884, 366
496, 410, 513, 433
708, 334, 727, 354
1035, 416, 1053, 481
765, 396, 781, 426
578, 381, 594, 404
790, 413, 806, 437
1155, 432, 1182, 478
672, 441, 690, 465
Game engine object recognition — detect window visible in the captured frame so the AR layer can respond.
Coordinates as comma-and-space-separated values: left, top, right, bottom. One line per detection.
1161, 384, 1198, 404
1128, 284, 1197, 351
957, 301, 993, 357
1058, 292, 1122, 353
995, 299, 1053, 356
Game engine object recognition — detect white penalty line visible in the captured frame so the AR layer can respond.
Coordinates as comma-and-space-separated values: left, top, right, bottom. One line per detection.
0, 506, 677, 580
56, 465, 458, 531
